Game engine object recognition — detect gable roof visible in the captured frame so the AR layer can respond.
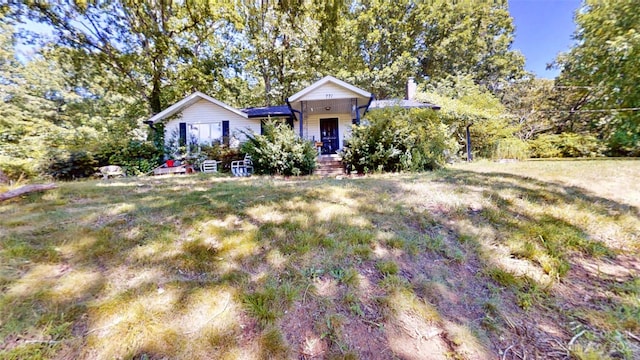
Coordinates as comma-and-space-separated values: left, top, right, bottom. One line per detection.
287, 75, 372, 103
146, 91, 247, 124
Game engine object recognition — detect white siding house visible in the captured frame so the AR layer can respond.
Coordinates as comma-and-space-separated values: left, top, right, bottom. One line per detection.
146, 92, 260, 150
144, 76, 437, 158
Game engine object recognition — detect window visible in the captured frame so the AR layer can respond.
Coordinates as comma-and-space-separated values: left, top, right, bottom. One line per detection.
189, 122, 222, 145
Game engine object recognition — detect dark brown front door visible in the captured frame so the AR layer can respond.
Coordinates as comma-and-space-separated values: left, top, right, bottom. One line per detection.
320, 118, 339, 154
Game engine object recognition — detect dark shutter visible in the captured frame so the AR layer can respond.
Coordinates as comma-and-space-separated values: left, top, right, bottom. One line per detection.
260, 120, 265, 135
222, 120, 230, 145
222, 121, 229, 137
287, 117, 294, 129
179, 122, 186, 146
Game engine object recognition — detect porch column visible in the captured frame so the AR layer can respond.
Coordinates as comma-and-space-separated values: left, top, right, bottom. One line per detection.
299, 101, 304, 138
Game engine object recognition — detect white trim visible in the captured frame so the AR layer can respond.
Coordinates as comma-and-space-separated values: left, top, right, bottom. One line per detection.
147, 91, 247, 123
287, 76, 371, 103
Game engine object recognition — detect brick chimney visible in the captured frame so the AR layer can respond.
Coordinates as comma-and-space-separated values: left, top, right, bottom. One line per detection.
406, 77, 417, 100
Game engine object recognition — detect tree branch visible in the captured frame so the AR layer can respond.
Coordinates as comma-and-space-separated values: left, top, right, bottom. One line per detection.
0, 183, 57, 202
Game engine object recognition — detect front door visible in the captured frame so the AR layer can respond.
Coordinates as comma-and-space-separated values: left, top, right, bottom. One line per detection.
320, 118, 339, 154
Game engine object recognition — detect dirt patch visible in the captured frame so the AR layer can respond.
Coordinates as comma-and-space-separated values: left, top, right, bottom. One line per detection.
386, 311, 450, 360
279, 301, 329, 359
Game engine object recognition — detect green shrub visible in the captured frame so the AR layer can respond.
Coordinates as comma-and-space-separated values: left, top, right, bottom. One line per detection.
241, 121, 317, 176
529, 133, 604, 158
492, 137, 530, 160
0, 156, 39, 181
102, 140, 163, 175
341, 107, 458, 173
43, 150, 98, 180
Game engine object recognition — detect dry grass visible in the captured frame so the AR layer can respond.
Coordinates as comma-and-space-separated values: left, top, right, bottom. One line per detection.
1, 160, 639, 359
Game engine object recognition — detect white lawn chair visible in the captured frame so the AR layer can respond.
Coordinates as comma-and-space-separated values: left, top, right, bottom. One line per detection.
231, 155, 253, 177
200, 160, 221, 173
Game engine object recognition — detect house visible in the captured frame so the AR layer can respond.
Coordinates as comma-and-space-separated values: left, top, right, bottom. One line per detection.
145, 76, 438, 156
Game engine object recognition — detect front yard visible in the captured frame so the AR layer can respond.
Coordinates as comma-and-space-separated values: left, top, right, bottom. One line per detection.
1, 159, 639, 359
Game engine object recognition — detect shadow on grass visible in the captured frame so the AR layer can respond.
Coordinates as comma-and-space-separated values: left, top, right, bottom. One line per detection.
0, 171, 638, 359
426, 169, 639, 358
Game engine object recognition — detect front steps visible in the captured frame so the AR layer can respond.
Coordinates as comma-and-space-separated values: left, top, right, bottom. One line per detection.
315, 155, 344, 176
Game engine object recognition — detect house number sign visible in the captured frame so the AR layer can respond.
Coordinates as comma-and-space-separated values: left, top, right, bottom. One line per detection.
325, 93, 333, 99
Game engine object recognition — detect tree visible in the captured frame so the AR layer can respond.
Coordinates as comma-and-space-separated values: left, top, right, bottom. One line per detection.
20, 1, 242, 114
419, 75, 513, 159
332, 0, 420, 99
323, 0, 524, 99
415, 0, 525, 92
241, 0, 324, 106
556, 0, 640, 155
498, 77, 557, 140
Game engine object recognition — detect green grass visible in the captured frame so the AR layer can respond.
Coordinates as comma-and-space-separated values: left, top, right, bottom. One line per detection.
1, 159, 639, 359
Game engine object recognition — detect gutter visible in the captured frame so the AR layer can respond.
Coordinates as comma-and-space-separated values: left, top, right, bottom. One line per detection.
358, 95, 375, 121
143, 120, 156, 130
285, 98, 304, 136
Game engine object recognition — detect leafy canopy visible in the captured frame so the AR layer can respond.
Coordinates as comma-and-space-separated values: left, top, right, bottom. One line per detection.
556, 0, 640, 155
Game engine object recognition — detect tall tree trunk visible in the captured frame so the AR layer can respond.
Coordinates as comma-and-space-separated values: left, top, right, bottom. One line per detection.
150, 73, 162, 114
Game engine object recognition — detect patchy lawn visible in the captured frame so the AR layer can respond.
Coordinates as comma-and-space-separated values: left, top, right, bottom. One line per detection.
1, 159, 639, 359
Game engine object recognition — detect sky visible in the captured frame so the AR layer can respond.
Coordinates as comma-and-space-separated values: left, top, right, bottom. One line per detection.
508, 0, 582, 78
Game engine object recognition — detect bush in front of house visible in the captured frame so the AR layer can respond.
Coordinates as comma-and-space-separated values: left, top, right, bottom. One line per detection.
42, 149, 98, 180
529, 133, 604, 158
341, 107, 458, 173
103, 140, 164, 175
241, 121, 317, 176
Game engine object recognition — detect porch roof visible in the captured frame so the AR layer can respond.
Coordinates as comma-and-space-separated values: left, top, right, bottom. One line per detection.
287, 76, 372, 103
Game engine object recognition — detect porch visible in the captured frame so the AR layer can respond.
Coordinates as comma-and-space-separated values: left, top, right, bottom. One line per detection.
286, 76, 373, 155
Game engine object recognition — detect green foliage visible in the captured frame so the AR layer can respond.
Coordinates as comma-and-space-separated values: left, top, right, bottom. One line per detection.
492, 138, 530, 160
529, 133, 604, 158
326, 0, 525, 98
419, 75, 514, 159
241, 121, 317, 176
21, 1, 244, 113
556, 0, 640, 155
101, 140, 163, 175
497, 78, 557, 140
341, 107, 458, 173
43, 150, 97, 180
413, 0, 526, 90
0, 156, 38, 181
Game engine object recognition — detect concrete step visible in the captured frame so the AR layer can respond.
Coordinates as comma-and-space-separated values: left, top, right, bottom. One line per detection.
315, 156, 344, 176
315, 171, 345, 176
315, 165, 344, 176
317, 164, 343, 169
